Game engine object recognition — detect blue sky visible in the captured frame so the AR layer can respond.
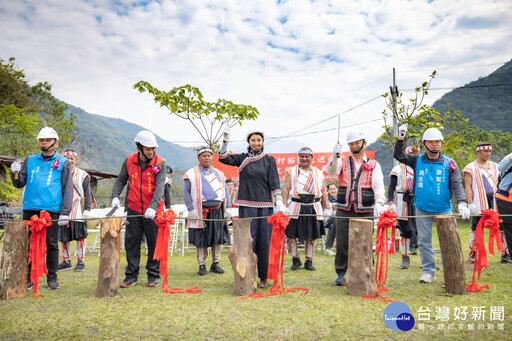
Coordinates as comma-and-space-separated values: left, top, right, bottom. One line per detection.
1, 0, 511, 153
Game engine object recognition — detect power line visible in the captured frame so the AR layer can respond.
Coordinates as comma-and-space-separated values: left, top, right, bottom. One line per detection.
400, 62, 509, 73
402, 82, 512, 92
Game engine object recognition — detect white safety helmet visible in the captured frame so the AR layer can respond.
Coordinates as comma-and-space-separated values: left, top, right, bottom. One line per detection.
346, 130, 365, 144
37, 127, 59, 140
422, 128, 444, 141
134, 130, 158, 147
246, 127, 265, 141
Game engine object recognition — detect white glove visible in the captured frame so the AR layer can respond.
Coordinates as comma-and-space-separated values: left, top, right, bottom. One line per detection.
276, 200, 288, 214
11, 161, 21, 173
398, 123, 408, 138
373, 203, 386, 218
144, 207, 156, 220
223, 127, 230, 142
58, 215, 70, 226
82, 210, 90, 218
188, 209, 200, 220
388, 203, 397, 213
468, 203, 478, 215
323, 208, 332, 217
332, 143, 343, 157
458, 203, 470, 220
111, 197, 120, 209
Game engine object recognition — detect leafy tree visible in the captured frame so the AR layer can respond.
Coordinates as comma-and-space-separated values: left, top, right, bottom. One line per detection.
133, 82, 259, 151
0, 57, 76, 155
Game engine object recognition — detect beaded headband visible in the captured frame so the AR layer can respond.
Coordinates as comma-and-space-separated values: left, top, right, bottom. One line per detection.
63, 150, 77, 157
476, 145, 492, 152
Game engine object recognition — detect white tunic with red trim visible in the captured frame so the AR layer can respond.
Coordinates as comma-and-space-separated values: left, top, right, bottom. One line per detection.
286, 165, 324, 220
463, 160, 499, 213
69, 167, 89, 221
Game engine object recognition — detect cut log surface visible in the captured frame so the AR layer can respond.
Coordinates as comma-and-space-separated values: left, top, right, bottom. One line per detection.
96, 218, 124, 298
228, 218, 258, 296
343, 219, 377, 297
0, 222, 29, 300
435, 216, 466, 295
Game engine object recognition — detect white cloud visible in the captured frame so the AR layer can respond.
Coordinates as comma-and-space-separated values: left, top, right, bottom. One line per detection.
0, 0, 511, 155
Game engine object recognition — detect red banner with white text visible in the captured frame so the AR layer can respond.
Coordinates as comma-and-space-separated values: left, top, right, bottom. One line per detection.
213, 151, 376, 183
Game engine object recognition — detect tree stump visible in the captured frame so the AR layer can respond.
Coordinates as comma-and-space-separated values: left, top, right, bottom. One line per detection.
435, 216, 466, 295
228, 218, 258, 296
0, 222, 29, 300
96, 218, 124, 298
343, 219, 377, 297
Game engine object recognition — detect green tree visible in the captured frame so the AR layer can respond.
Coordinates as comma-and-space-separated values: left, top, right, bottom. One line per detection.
0, 57, 76, 155
133, 82, 259, 151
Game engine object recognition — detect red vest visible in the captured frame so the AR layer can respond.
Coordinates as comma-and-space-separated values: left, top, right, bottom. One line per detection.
126, 153, 165, 214
337, 156, 377, 213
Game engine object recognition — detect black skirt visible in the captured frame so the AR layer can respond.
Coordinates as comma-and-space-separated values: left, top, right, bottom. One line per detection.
188, 206, 230, 248
285, 204, 325, 240
60, 221, 88, 243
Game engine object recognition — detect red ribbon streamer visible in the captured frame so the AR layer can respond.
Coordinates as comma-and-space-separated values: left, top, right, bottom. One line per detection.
237, 212, 309, 300
154, 209, 202, 294
466, 209, 503, 293
363, 209, 397, 302
25, 210, 52, 298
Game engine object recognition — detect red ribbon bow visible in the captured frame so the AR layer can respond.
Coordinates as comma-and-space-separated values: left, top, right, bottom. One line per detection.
237, 212, 309, 300
363, 209, 397, 302
154, 209, 201, 294
25, 210, 52, 298
466, 209, 504, 293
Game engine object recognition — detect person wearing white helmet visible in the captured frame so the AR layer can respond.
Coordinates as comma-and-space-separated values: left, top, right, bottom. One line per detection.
11, 126, 74, 290
57, 149, 93, 272
219, 127, 285, 288
387, 145, 420, 270
282, 147, 331, 271
183, 146, 231, 275
111, 130, 167, 288
394, 124, 469, 284
463, 143, 511, 264
326, 129, 386, 286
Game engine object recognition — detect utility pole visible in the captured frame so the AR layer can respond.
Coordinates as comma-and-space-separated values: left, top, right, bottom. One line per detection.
390, 68, 399, 167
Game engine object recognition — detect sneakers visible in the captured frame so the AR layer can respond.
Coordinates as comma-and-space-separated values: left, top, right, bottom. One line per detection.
400, 256, 410, 269
304, 260, 316, 271
147, 276, 159, 287
290, 257, 302, 271
419, 273, 436, 283
409, 247, 417, 255
335, 274, 344, 286
210, 262, 225, 274
198, 264, 208, 276
27, 281, 34, 291
57, 260, 72, 271
47, 277, 60, 290
500, 254, 512, 264
75, 260, 85, 271
258, 279, 268, 288
324, 248, 336, 256
120, 277, 138, 288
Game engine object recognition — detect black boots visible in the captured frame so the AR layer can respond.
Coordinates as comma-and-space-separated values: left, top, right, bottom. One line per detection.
304, 260, 316, 271
290, 257, 302, 270
198, 264, 208, 276
400, 256, 410, 269
210, 262, 225, 274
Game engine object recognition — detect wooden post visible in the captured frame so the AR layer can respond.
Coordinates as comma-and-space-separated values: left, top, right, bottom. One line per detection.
343, 219, 377, 297
435, 216, 466, 295
228, 218, 258, 296
0, 221, 29, 300
96, 218, 124, 298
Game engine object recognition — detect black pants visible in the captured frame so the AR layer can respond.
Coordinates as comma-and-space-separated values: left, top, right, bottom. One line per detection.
335, 208, 373, 275
125, 208, 160, 280
239, 206, 273, 281
324, 217, 336, 249
497, 198, 512, 254
24, 210, 59, 281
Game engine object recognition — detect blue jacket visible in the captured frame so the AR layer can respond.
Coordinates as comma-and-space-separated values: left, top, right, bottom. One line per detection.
23, 152, 69, 212
414, 154, 452, 212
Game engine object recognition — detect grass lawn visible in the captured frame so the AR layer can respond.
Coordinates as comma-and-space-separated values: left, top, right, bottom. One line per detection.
0, 220, 511, 340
